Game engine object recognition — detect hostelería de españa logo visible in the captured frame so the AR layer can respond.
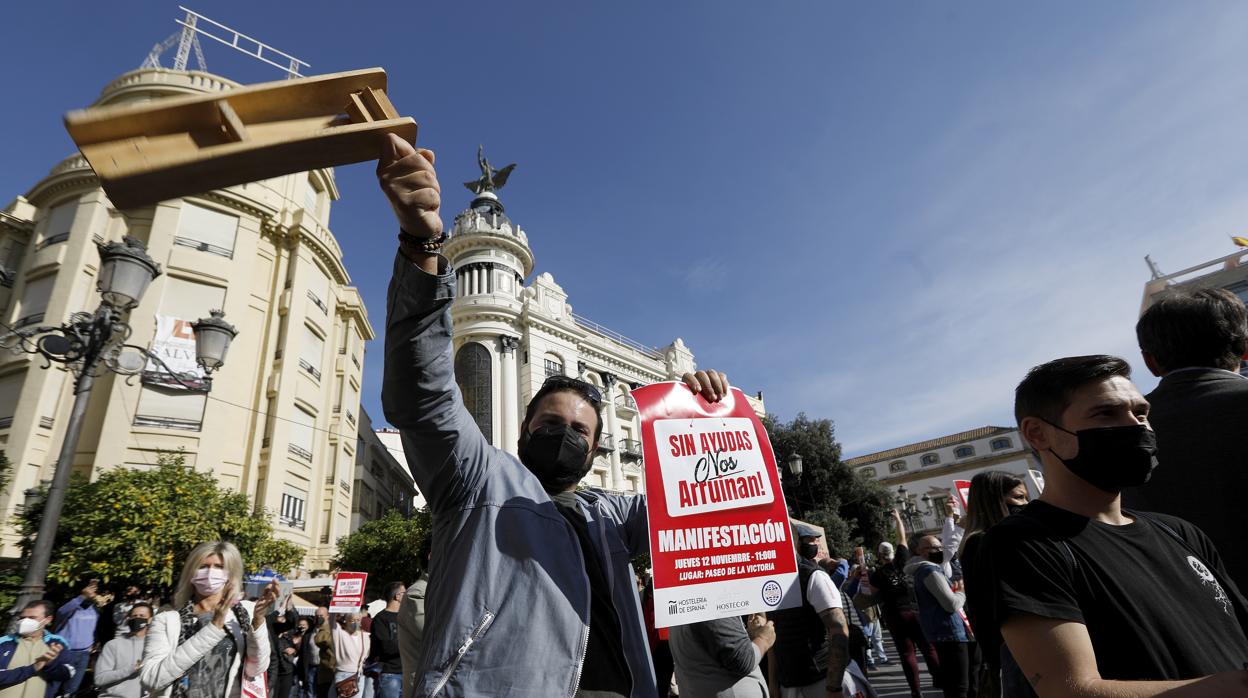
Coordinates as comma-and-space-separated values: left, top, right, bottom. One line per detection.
653, 417, 773, 518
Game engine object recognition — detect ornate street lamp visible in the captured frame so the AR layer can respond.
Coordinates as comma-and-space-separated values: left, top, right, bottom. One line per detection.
1, 236, 237, 613
787, 453, 803, 478
893, 485, 935, 532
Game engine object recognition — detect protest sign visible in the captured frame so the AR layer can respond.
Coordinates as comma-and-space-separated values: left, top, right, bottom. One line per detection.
241, 673, 267, 698
329, 571, 368, 614
953, 479, 972, 511
634, 382, 800, 628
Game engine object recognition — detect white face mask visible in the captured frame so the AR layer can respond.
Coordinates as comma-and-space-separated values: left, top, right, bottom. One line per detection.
17, 618, 42, 637
191, 566, 229, 595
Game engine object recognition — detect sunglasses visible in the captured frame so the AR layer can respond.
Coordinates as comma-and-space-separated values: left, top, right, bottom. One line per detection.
540, 375, 604, 406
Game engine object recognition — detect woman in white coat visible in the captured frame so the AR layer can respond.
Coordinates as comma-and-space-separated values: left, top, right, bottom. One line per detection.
141, 541, 277, 698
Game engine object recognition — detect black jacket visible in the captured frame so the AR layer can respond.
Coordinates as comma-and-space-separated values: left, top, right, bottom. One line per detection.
1122, 367, 1248, 590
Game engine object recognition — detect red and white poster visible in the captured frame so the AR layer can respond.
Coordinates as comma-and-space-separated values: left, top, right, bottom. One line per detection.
953, 480, 972, 511
241, 673, 268, 698
634, 382, 800, 628
329, 571, 368, 614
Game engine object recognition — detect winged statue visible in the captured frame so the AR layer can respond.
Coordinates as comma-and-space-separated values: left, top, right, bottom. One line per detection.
463, 145, 516, 195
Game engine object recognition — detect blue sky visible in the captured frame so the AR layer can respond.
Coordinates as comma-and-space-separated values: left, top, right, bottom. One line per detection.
4, 2, 1248, 456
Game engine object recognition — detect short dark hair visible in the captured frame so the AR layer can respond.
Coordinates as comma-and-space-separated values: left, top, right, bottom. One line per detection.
23, 600, 53, 619
128, 601, 154, 617
383, 581, 405, 602
1014, 355, 1132, 428
1137, 288, 1248, 373
520, 381, 604, 444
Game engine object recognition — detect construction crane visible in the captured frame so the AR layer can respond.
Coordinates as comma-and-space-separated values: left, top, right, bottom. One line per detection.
140, 6, 308, 79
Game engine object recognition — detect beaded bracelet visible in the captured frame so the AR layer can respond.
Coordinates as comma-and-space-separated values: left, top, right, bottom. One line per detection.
397, 229, 448, 253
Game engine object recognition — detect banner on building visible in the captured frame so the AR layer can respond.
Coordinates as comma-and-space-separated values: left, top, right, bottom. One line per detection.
143, 314, 209, 390
329, 571, 368, 614
953, 480, 972, 511
634, 382, 800, 628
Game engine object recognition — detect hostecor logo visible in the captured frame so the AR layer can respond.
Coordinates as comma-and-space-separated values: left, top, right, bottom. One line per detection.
761, 580, 782, 606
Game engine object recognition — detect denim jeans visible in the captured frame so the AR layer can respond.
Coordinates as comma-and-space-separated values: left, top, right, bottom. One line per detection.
864, 618, 888, 663
375, 673, 402, 698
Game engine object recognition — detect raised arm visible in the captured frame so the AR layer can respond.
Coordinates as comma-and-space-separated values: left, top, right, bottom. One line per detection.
1002, 614, 1248, 697
378, 135, 492, 510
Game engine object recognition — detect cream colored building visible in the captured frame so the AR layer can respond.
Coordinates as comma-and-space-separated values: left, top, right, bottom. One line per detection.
441, 189, 765, 495
351, 409, 417, 531
0, 67, 373, 570
845, 426, 1042, 534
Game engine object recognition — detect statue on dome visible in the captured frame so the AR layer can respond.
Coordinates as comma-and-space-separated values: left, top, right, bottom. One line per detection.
464, 145, 516, 195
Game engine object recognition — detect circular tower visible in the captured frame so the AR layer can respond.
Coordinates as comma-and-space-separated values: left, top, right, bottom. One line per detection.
444, 189, 534, 450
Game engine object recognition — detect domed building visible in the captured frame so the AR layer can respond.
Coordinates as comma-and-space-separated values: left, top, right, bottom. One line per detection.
0, 67, 375, 570
440, 182, 765, 494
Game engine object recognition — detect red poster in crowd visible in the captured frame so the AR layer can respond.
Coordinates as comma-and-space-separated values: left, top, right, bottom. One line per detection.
634, 382, 800, 628
954, 480, 972, 511
329, 571, 368, 614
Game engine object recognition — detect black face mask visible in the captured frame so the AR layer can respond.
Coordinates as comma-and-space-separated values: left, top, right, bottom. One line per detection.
519, 424, 592, 493
1006, 503, 1026, 517
1047, 422, 1158, 494
127, 618, 149, 633
926, 551, 944, 564
798, 542, 819, 560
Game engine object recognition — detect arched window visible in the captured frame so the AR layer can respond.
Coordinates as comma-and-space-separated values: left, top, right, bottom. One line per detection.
455, 343, 493, 443
954, 446, 975, 458
860, 467, 878, 478
921, 453, 940, 466
991, 437, 1012, 451
889, 460, 907, 473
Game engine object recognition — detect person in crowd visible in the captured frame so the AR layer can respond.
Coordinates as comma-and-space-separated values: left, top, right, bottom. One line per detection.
396, 564, 426, 698
294, 616, 318, 698
939, 501, 963, 581
273, 623, 300, 698
368, 583, 404, 698
986, 355, 1248, 696
1127, 287, 1248, 589
842, 564, 888, 669
0, 600, 73, 696
818, 558, 867, 673
94, 601, 153, 698
48, 579, 102, 697
331, 613, 370, 698
140, 541, 276, 698
313, 612, 336, 698
669, 613, 775, 698
863, 512, 939, 698
768, 524, 856, 698
376, 132, 732, 697
265, 599, 296, 698
110, 587, 146, 640
907, 536, 977, 698
956, 471, 1027, 698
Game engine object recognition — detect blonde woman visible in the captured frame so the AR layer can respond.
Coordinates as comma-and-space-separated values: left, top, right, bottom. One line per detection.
141, 541, 278, 698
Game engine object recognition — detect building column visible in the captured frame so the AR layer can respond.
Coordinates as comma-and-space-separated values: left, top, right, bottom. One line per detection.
499, 336, 520, 453
602, 373, 623, 491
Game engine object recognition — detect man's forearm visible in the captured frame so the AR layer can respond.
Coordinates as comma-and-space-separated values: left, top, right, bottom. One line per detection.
822, 609, 850, 692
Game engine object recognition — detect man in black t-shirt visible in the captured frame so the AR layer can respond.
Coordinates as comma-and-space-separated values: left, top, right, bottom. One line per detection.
370, 581, 406, 698
986, 355, 1248, 697
865, 511, 939, 698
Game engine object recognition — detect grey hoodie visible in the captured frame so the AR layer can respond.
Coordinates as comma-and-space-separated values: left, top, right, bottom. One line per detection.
383, 254, 656, 697
95, 634, 147, 698
902, 557, 965, 614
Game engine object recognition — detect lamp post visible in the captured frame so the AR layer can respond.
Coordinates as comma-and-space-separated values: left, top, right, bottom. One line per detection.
783, 452, 804, 516
893, 485, 934, 531
1, 237, 237, 612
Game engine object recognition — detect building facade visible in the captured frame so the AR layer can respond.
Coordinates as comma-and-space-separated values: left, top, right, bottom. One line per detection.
1141, 248, 1248, 374
440, 189, 764, 495
845, 426, 1042, 534
0, 67, 374, 570
351, 409, 417, 531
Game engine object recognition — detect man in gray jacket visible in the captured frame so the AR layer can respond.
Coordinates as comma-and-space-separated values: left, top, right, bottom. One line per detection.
670, 614, 775, 698
94, 602, 152, 698
376, 134, 731, 698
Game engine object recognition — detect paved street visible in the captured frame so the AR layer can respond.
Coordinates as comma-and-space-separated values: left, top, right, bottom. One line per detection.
860, 632, 942, 698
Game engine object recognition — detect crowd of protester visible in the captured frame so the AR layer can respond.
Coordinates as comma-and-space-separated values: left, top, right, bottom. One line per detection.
6, 141, 1246, 698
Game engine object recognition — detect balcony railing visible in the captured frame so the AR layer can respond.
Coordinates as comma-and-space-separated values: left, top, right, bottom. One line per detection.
173, 236, 233, 258
279, 515, 306, 530
0, 417, 13, 429
15, 314, 44, 328
35, 233, 70, 251
615, 394, 637, 411
298, 359, 322, 380
307, 290, 328, 314
597, 433, 615, 453
289, 444, 313, 462
620, 439, 643, 460
38, 416, 54, 429
134, 415, 201, 431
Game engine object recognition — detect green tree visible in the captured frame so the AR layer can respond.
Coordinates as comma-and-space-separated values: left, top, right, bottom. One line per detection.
763, 413, 892, 556
15, 452, 304, 600
332, 508, 432, 595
